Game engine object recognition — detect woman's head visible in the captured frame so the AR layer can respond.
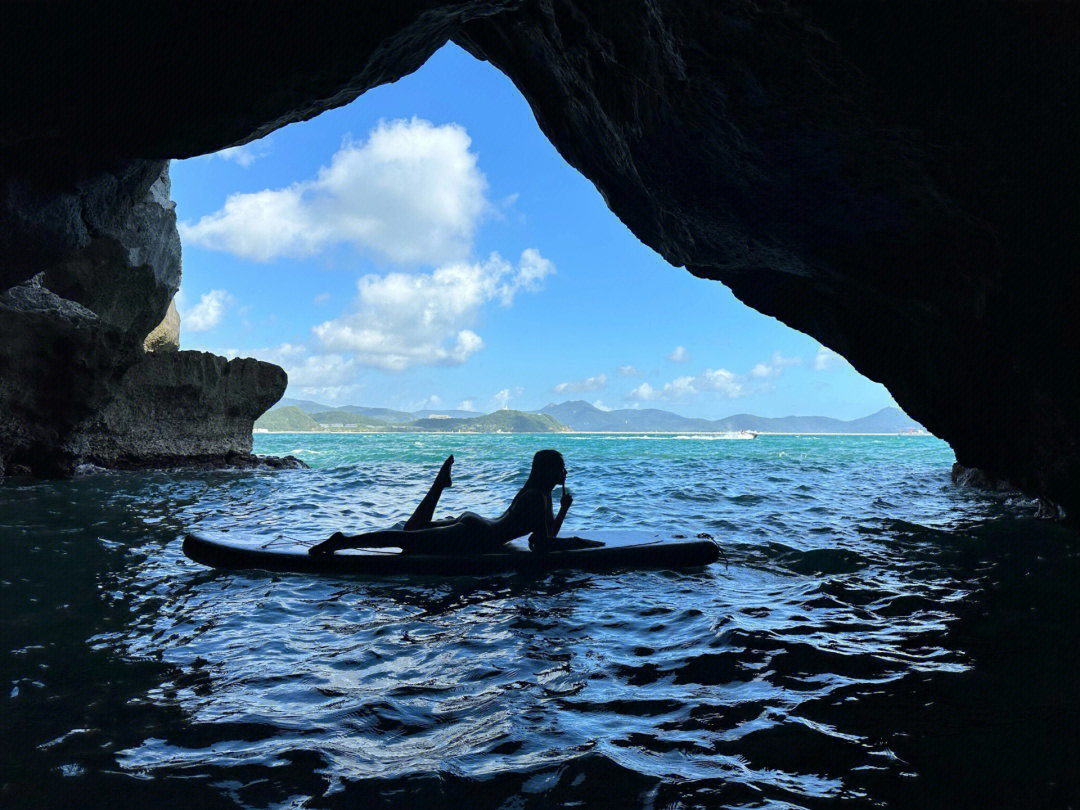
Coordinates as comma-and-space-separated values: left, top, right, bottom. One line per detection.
528, 449, 566, 489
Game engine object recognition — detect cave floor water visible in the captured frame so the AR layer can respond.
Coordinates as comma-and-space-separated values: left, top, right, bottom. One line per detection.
2, 434, 1077, 809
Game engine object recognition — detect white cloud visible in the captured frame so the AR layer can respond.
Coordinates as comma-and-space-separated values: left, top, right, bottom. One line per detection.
814, 347, 842, 371
458, 399, 478, 412
626, 350, 804, 403
182, 289, 234, 332
283, 351, 362, 402
699, 368, 745, 397
626, 368, 745, 402
552, 373, 607, 394
751, 351, 801, 378
492, 386, 523, 410
592, 400, 612, 411
668, 345, 690, 363
627, 382, 658, 401
180, 118, 490, 265
616, 365, 641, 377
205, 141, 272, 167
413, 395, 442, 411
313, 292, 331, 304
312, 249, 553, 371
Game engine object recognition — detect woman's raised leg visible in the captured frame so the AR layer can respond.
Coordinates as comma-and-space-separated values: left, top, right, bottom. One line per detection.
403, 455, 454, 530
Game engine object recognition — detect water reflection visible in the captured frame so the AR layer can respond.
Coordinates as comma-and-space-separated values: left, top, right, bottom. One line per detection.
1, 439, 1076, 808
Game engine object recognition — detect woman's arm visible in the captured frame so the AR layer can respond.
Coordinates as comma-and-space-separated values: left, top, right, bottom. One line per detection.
552, 487, 572, 536
528, 489, 573, 551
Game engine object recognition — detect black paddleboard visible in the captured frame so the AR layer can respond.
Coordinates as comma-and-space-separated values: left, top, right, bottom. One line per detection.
182, 530, 719, 576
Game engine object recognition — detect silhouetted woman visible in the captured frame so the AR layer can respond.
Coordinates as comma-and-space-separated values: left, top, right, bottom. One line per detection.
309, 449, 595, 555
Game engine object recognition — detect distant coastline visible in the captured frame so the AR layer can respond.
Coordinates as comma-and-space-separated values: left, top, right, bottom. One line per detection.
256, 398, 929, 436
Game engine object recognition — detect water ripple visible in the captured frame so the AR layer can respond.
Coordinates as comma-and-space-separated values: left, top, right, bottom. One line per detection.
2, 434, 1075, 808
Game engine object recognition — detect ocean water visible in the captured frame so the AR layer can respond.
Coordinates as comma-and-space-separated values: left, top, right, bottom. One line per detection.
2, 433, 1078, 809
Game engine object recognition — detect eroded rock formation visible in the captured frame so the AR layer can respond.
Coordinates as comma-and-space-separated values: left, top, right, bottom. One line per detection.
144, 298, 180, 353
0, 275, 139, 476
0, 156, 287, 475
64, 351, 289, 469
1, 2, 1077, 511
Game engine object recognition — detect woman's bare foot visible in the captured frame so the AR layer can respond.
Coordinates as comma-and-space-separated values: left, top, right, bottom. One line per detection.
309, 531, 345, 555
435, 454, 454, 489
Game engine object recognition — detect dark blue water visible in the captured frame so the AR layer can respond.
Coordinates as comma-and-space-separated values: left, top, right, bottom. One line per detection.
2, 434, 1078, 808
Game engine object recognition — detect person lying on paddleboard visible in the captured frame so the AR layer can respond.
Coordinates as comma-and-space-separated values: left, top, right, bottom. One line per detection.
308, 449, 601, 555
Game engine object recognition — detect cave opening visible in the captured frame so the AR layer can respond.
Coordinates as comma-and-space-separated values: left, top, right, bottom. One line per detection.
170, 43, 903, 431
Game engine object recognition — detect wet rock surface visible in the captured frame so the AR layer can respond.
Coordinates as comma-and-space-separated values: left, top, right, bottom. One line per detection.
0, 276, 141, 476
64, 351, 291, 469
0, 164, 285, 474
1, 2, 1078, 509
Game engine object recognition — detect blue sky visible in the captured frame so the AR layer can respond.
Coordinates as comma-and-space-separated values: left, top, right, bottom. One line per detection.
171, 44, 897, 420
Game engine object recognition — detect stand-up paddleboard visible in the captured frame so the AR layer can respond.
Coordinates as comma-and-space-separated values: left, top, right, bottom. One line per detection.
182, 530, 719, 576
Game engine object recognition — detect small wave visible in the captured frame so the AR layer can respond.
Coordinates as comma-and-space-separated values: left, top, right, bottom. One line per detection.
728, 493, 766, 505
671, 434, 753, 440
780, 547, 867, 575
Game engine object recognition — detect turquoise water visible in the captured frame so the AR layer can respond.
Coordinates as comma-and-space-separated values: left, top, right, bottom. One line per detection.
2, 434, 1078, 808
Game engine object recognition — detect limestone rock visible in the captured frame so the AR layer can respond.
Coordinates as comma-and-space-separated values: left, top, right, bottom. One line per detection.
0, 275, 286, 474
0, 276, 141, 475
144, 298, 180, 352
64, 351, 287, 466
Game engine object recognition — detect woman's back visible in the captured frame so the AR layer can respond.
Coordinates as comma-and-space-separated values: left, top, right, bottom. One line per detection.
488, 486, 548, 543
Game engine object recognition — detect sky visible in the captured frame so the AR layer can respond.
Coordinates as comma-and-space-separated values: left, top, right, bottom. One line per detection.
171, 44, 898, 420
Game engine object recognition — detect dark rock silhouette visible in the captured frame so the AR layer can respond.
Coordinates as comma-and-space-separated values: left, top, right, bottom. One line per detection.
64, 351, 290, 469
1, 2, 1077, 511
0, 172, 285, 474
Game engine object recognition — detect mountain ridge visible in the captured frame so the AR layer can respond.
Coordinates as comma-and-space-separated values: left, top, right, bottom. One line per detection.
536, 400, 925, 433
270, 398, 926, 434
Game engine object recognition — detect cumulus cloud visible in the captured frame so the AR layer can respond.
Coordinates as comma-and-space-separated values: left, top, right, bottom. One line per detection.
458, 399, 478, 412
668, 345, 690, 363
492, 386, 523, 410
814, 347, 843, 371
180, 118, 490, 265
626, 367, 746, 402
182, 289, 234, 332
627, 349, 807, 403
750, 352, 802, 378
592, 400, 612, 411
312, 249, 553, 371
616, 365, 641, 377
203, 141, 272, 167
552, 373, 607, 394
413, 395, 442, 410
244, 345, 362, 402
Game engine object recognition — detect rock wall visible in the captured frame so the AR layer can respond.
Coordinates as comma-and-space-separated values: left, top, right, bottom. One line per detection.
1, 2, 1077, 511
0, 276, 139, 475
0, 162, 286, 475
64, 351, 287, 468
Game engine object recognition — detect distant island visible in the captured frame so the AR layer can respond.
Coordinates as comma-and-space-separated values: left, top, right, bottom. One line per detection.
255, 398, 928, 435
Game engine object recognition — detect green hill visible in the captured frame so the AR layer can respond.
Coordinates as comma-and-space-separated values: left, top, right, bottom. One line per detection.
408, 410, 570, 433
254, 406, 320, 431
308, 411, 388, 429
